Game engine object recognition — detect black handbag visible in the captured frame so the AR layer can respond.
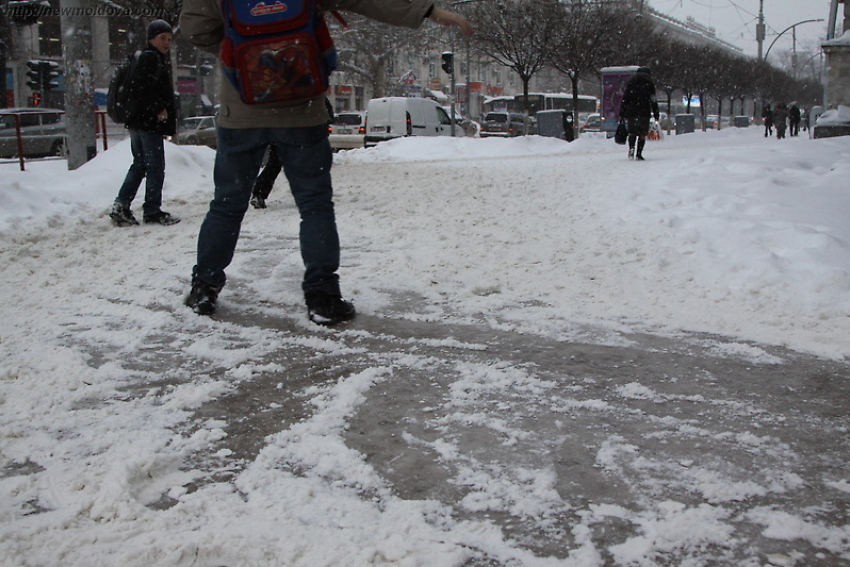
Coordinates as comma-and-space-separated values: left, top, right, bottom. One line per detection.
614, 119, 628, 145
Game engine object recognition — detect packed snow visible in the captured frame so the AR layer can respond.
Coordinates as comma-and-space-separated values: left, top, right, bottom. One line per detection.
0, 126, 848, 566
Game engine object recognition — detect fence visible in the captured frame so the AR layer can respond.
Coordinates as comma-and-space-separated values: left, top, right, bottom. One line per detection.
0, 110, 118, 171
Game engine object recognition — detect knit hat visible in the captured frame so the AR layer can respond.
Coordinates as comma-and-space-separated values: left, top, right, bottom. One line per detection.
147, 19, 173, 40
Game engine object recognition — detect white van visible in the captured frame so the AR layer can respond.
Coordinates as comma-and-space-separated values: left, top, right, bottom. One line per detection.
364, 97, 457, 147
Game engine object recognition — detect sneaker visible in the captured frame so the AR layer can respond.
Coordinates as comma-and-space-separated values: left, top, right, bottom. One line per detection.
305, 290, 356, 326
628, 147, 635, 160
109, 203, 139, 227
185, 280, 221, 316
250, 195, 267, 209
144, 211, 181, 226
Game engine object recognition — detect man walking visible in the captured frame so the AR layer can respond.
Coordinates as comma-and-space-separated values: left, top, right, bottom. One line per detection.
179, 0, 472, 324
774, 99, 789, 139
619, 66, 659, 161
761, 102, 773, 137
789, 103, 801, 137
110, 20, 180, 227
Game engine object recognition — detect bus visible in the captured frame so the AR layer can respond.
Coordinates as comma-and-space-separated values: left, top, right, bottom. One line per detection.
482, 93, 598, 116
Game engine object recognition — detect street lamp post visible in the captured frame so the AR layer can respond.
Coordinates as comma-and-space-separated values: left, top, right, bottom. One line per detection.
763, 19, 825, 62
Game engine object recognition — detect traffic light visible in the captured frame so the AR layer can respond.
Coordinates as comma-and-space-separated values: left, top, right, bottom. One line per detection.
441, 52, 454, 75
26, 60, 43, 90
24, 60, 61, 91
42, 62, 60, 91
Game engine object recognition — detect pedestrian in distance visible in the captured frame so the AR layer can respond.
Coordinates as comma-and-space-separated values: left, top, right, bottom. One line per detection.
180, 0, 473, 324
761, 102, 773, 137
774, 99, 789, 140
789, 103, 802, 137
619, 66, 660, 161
110, 19, 181, 227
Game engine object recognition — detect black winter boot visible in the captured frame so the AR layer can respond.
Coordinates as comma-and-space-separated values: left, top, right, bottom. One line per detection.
305, 290, 356, 326
185, 280, 222, 316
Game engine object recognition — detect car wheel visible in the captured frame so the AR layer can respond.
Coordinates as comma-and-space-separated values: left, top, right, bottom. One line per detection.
51, 139, 65, 157
187, 135, 198, 145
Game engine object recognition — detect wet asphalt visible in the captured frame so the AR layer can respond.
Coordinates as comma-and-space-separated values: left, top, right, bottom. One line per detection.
167, 289, 850, 566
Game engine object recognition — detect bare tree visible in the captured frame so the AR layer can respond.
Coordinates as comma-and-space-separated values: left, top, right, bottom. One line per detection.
550, 0, 651, 135
466, 0, 562, 131
331, 14, 436, 99
644, 35, 682, 131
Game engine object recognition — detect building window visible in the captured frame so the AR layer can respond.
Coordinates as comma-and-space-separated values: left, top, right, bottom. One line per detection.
110, 17, 140, 61
38, 17, 62, 58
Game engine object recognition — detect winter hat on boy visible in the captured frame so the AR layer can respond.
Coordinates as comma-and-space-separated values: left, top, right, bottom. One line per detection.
147, 19, 173, 40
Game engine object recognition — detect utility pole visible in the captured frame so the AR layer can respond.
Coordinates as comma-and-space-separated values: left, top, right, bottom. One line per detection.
827, 0, 840, 40
756, 0, 765, 61
792, 25, 798, 79
60, 0, 97, 169
0, 10, 8, 109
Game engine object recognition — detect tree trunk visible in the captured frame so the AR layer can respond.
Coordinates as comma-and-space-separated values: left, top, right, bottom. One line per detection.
570, 73, 580, 139
522, 75, 530, 136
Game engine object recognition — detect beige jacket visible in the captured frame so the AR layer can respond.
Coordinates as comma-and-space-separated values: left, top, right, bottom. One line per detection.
179, 0, 434, 129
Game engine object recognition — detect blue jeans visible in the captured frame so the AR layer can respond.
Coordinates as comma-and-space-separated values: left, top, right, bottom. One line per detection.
115, 128, 165, 216
193, 124, 340, 295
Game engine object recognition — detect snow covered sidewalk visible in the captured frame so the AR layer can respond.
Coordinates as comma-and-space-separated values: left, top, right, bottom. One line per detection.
1, 129, 849, 565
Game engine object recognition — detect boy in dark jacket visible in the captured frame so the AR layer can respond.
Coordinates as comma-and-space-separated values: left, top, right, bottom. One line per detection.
619, 66, 659, 161
110, 19, 180, 227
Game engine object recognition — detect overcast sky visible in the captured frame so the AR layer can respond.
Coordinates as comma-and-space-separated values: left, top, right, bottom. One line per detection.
647, 0, 838, 58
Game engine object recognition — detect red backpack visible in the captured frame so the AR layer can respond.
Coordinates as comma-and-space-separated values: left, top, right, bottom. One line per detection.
220, 0, 338, 105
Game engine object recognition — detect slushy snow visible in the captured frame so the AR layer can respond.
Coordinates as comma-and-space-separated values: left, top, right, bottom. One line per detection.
1, 126, 848, 565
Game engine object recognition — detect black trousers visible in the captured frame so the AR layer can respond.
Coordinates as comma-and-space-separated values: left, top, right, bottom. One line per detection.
252, 145, 283, 200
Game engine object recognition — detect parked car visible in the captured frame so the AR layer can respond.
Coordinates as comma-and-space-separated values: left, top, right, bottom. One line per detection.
329, 111, 366, 150
174, 116, 217, 148
581, 113, 602, 132
0, 107, 66, 158
479, 112, 529, 137
364, 97, 459, 147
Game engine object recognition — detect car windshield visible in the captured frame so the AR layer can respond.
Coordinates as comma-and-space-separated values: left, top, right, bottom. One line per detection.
334, 114, 362, 126
485, 113, 508, 123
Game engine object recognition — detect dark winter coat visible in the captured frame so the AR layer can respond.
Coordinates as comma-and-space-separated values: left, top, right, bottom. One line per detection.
773, 102, 789, 128
620, 69, 660, 122
125, 44, 177, 136
761, 105, 773, 126
789, 105, 801, 124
